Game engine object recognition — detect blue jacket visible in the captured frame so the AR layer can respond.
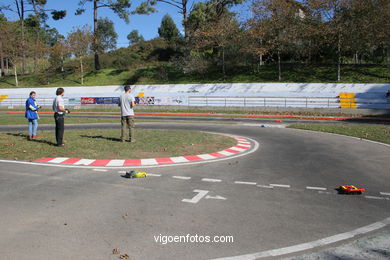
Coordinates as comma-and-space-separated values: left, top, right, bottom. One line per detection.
25, 97, 40, 120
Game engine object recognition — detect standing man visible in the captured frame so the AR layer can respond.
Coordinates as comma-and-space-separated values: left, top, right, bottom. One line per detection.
118, 85, 136, 142
25, 91, 41, 140
52, 88, 69, 147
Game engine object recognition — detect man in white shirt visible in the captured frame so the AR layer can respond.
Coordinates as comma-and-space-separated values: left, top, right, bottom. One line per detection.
118, 85, 136, 142
52, 88, 69, 146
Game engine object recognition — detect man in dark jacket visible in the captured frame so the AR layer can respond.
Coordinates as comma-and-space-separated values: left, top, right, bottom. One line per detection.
25, 91, 41, 140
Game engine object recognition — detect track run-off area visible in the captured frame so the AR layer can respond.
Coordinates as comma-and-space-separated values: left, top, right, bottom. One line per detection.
0, 121, 389, 260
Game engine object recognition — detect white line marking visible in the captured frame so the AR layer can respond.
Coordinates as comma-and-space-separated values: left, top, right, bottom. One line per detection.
219, 150, 234, 156
106, 160, 125, 167
380, 192, 390, 196
209, 217, 390, 260
306, 186, 327, 191
172, 176, 191, 180
270, 184, 291, 188
205, 195, 226, 200
141, 159, 158, 165
198, 154, 217, 160
229, 147, 246, 152
202, 178, 222, 183
73, 159, 95, 166
234, 181, 257, 185
49, 157, 69, 163
118, 171, 126, 174
147, 173, 161, 177
365, 196, 385, 200
170, 156, 189, 163
182, 189, 209, 203
237, 143, 251, 147
93, 169, 108, 172
257, 185, 274, 189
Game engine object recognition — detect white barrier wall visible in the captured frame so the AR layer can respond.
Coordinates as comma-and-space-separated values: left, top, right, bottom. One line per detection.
1, 83, 389, 109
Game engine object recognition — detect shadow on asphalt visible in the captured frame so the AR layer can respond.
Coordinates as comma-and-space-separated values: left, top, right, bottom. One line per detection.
6, 133, 57, 146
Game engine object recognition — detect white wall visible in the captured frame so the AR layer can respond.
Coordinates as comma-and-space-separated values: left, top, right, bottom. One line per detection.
1, 83, 389, 108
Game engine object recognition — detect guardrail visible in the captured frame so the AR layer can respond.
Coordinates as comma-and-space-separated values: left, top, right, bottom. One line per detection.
188, 96, 341, 108
1, 96, 389, 109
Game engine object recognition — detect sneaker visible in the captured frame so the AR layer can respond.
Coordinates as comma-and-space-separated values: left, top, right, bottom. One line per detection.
32, 136, 39, 139
57, 143, 65, 147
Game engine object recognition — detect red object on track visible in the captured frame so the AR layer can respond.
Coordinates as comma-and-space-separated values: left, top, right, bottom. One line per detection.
338, 185, 365, 195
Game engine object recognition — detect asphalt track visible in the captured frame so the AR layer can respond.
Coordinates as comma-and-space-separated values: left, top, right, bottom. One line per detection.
0, 121, 389, 260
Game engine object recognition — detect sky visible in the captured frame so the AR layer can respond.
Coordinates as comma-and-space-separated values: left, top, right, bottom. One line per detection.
1, 0, 251, 48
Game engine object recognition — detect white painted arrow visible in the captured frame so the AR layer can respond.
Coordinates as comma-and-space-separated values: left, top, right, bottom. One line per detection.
182, 190, 209, 204
205, 195, 226, 200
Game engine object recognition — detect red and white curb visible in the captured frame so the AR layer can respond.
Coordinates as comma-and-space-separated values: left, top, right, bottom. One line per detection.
34, 136, 254, 167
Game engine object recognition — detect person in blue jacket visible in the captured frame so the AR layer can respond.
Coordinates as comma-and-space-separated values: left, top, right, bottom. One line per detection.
25, 91, 41, 140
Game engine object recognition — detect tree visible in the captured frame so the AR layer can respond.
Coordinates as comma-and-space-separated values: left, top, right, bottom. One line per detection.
0, 14, 7, 77
158, 14, 180, 42
127, 30, 144, 46
138, 0, 245, 39
251, 0, 304, 81
0, 0, 66, 73
49, 36, 69, 72
96, 17, 118, 53
192, 13, 240, 76
0, 20, 23, 86
67, 25, 92, 85
76, 0, 143, 70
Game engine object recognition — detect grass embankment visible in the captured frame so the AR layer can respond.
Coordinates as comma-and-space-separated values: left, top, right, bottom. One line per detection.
288, 124, 390, 144
0, 129, 236, 161
1, 64, 389, 88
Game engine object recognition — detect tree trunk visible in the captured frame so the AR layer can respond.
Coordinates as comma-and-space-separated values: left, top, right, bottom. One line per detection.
14, 63, 18, 87
80, 57, 84, 85
278, 50, 282, 81
337, 33, 341, 82
222, 47, 226, 77
182, 0, 188, 39
0, 41, 4, 77
93, 0, 101, 70
6, 58, 9, 75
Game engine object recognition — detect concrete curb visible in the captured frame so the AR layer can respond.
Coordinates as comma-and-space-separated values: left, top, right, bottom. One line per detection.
34, 136, 252, 167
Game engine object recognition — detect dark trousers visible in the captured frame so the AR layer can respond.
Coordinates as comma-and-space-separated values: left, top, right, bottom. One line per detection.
54, 113, 64, 145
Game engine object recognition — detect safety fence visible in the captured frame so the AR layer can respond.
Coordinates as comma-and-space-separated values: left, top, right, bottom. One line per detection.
1, 95, 389, 109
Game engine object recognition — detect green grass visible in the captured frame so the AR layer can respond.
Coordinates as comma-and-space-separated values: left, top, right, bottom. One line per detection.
1, 63, 389, 88
0, 115, 120, 125
0, 129, 236, 161
288, 123, 390, 144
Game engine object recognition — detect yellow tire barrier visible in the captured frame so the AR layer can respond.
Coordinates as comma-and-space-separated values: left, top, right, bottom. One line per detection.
339, 92, 357, 109
0, 94, 9, 102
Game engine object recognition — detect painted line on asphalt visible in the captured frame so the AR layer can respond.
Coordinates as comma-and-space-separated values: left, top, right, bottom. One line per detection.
202, 178, 222, 183
380, 192, 390, 196
257, 185, 274, 189
93, 169, 108, 172
147, 173, 162, 177
270, 184, 291, 188
209, 217, 390, 260
182, 189, 209, 203
306, 186, 327, 191
365, 196, 387, 200
172, 176, 191, 180
234, 181, 257, 185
